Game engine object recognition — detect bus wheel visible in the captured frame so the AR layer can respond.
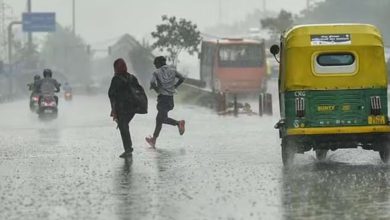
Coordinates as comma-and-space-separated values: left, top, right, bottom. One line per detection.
379, 146, 390, 163
215, 92, 226, 113
282, 138, 296, 167
233, 95, 238, 116
258, 93, 264, 116
264, 93, 273, 116
315, 150, 328, 161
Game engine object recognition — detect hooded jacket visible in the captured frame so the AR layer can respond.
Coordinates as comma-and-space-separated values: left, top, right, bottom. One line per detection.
108, 59, 142, 115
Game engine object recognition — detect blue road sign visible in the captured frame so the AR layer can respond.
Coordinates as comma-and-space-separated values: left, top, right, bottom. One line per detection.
22, 12, 56, 32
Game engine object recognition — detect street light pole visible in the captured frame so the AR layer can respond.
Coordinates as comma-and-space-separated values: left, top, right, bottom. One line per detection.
27, 0, 32, 53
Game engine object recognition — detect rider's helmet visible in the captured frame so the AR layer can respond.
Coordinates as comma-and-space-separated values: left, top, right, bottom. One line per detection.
33, 74, 41, 81
43, 69, 52, 78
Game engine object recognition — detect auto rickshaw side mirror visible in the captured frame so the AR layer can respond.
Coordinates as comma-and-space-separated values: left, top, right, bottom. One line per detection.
270, 44, 280, 63
270, 45, 280, 56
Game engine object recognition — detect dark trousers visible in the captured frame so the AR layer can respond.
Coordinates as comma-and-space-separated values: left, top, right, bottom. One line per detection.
153, 95, 178, 138
118, 112, 135, 152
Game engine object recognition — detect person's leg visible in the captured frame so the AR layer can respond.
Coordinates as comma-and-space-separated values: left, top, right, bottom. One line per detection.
118, 113, 135, 153
153, 110, 167, 138
161, 95, 178, 126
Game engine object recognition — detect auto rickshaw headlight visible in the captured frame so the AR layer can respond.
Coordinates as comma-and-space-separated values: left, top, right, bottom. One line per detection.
295, 97, 305, 117
370, 96, 382, 115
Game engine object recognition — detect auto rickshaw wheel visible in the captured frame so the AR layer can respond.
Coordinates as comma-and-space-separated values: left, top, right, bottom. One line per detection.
379, 146, 390, 163
315, 150, 328, 161
281, 138, 296, 167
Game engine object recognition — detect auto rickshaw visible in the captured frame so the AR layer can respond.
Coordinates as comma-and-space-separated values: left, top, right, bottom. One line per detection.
270, 23, 390, 166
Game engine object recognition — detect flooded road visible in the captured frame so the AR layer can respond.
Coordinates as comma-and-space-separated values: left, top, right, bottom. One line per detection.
1, 94, 390, 220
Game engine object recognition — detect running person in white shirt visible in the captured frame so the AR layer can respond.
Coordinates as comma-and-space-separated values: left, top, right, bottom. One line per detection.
146, 56, 185, 148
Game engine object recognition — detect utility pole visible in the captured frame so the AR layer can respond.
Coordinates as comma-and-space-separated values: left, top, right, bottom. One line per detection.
27, 0, 32, 54
262, 0, 267, 13
72, 0, 75, 35
7, 21, 21, 67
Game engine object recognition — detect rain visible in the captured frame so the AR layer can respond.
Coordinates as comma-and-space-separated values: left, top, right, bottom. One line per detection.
1, 0, 390, 219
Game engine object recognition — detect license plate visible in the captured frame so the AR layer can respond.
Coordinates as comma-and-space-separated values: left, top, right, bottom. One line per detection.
368, 115, 386, 125
44, 109, 53, 113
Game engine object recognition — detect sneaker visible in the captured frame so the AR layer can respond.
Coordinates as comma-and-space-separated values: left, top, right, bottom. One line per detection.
119, 151, 132, 158
178, 120, 185, 135
145, 136, 156, 148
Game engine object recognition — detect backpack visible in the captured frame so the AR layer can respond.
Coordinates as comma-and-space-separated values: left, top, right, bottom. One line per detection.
118, 74, 148, 114
131, 81, 148, 114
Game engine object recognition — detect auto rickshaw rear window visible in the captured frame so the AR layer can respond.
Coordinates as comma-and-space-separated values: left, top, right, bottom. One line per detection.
317, 53, 355, 66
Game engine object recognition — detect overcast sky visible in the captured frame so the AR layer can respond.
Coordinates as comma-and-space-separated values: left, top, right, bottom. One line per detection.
5, 0, 311, 47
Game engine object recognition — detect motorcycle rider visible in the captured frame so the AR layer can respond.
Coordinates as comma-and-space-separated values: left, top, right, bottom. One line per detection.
28, 74, 41, 96
28, 74, 41, 109
37, 69, 61, 104
63, 82, 72, 93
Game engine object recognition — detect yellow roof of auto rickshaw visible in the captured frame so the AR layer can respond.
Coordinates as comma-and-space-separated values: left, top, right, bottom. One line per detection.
283, 23, 383, 48
280, 23, 387, 91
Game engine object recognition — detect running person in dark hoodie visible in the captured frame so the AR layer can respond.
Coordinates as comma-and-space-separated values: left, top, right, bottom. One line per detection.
109, 58, 142, 158
146, 56, 185, 148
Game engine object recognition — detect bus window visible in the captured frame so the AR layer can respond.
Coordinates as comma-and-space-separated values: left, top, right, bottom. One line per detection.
218, 44, 264, 68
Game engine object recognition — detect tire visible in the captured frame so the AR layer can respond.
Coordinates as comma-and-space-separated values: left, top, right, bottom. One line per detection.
215, 92, 226, 112
380, 146, 390, 163
315, 150, 328, 161
282, 138, 296, 167
264, 93, 273, 115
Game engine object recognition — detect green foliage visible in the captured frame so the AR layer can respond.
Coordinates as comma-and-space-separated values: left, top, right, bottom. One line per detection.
261, 10, 294, 40
40, 24, 91, 83
151, 15, 201, 65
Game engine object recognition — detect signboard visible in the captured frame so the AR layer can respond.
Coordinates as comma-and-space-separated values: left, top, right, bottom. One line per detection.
311, 34, 351, 46
22, 12, 56, 32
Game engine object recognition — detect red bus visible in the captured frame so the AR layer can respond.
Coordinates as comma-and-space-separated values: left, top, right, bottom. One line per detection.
199, 38, 271, 115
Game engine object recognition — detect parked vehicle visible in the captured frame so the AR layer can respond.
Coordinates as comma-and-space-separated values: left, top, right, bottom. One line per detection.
271, 23, 390, 166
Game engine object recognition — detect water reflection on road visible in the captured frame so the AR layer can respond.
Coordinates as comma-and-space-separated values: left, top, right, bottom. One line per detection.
282, 162, 390, 219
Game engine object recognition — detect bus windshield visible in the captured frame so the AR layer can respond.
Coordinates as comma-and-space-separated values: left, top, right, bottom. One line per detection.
218, 44, 264, 68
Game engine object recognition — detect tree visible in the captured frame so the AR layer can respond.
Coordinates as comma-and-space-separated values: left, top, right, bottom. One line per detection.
40, 24, 92, 84
261, 10, 294, 41
151, 15, 201, 65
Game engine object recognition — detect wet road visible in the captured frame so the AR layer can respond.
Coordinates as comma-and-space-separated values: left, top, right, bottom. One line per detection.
1, 94, 390, 220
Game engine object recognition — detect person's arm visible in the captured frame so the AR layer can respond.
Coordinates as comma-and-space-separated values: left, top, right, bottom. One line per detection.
174, 71, 185, 89
108, 77, 118, 120
54, 80, 61, 92
150, 73, 159, 92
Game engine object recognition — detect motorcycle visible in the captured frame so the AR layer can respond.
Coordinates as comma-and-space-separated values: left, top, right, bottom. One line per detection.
29, 94, 40, 112
38, 95, 58, 119
64, 91, 72, 101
